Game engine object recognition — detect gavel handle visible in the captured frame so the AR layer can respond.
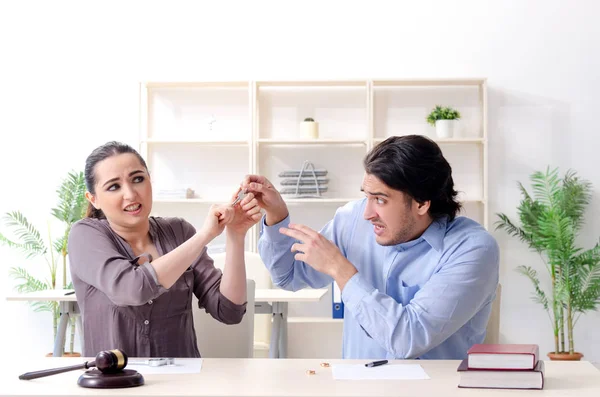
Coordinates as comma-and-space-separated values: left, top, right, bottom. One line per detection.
19, 361, 94, 380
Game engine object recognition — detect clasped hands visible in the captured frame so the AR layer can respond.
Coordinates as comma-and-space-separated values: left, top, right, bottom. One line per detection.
201, 187, 263, 240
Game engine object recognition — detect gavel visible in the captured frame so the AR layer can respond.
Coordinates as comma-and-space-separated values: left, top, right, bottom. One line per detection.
19, 349, 128, 380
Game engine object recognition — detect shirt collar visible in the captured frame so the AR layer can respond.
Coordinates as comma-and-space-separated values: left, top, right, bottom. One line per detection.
421, 216, 447, 252
393, 216, 447, 252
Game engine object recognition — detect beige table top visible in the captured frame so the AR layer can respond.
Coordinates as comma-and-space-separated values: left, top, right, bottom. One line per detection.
2, 357, 599, 397
5, 288, 328, 303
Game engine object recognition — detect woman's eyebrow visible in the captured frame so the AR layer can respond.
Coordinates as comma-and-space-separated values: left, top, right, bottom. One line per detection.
102, 170, 145, 188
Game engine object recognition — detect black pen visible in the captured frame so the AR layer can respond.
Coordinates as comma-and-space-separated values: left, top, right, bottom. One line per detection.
64, 291, 75, 296
365, 359, 388, 368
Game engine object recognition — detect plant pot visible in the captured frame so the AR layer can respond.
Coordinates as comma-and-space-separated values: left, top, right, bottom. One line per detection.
46, 352, 82, 357
547, 352, 583, 361
435, 120, 455, 138
300, 121, 319, 139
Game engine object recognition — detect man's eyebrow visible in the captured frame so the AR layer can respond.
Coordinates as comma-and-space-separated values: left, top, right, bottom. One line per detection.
360, 187, 390, 198
102, 170, 145, 188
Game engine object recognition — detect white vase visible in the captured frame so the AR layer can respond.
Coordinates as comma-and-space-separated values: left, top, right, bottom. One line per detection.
300, 121, 319, 139
435, 120, 454, 139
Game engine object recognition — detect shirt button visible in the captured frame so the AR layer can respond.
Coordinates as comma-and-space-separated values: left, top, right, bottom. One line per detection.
144, 320, 149, 325
148, 300, 153, 305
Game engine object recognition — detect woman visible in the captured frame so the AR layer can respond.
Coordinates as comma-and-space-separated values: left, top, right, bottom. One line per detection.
68, 141, 262, 357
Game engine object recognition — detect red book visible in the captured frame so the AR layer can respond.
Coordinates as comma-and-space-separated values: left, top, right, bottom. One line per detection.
457, 359, 544, 390
467, 344, 539, 370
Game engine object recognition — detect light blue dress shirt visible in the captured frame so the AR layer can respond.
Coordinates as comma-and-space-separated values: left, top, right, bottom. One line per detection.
258, 198, 499, 360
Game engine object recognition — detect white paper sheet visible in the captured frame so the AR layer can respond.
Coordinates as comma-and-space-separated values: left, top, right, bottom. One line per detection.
127, 358, 203, 375
332, 364, 430, 380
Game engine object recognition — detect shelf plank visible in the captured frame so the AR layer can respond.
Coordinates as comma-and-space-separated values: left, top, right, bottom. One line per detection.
144, 139, 249, 146
462, 198, 486, 203
287, 317, 344, 324
283, 198, 359, 204
144, 81, 249, 89
258, 139, 367, 145
372, 78, 486, 87
374, 137, 484, 144
257, 81, 367, 87
153, 197, 485, 205
154, 198, 224, 204
153, 198, 359, 204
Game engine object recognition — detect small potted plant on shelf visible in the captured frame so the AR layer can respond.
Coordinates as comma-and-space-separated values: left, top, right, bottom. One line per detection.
495, 167, 600, 361
0, 171, 87, 357
426, 105, 461, 138
300, 117, 319, 139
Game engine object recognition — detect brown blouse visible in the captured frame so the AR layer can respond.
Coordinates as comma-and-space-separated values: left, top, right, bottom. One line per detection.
68, 216, 246, 358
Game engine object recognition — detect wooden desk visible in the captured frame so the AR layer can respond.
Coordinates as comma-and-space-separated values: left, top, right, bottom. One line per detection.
5, 288, 328, 359
2, 357, 599, 397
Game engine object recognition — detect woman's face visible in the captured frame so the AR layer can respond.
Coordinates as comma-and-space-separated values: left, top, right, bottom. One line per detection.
86, 153, 153, 229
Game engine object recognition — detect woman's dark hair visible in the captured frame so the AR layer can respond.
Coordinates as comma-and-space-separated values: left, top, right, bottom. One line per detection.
84, 141, 149, 219
363, 135, 462, 221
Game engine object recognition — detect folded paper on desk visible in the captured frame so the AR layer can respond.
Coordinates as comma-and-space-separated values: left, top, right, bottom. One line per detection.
332, 364, 430, 380
128, 358, 203, 375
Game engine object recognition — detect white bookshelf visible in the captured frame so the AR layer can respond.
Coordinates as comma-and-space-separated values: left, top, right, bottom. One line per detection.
139, 78, 488, 323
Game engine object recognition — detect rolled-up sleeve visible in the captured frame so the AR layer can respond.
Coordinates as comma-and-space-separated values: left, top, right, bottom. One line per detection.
68, 220, 167, 306
180, 221, 247, 324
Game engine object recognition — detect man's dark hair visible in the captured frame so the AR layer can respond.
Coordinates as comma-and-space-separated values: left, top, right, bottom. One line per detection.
363, 135, 462, 221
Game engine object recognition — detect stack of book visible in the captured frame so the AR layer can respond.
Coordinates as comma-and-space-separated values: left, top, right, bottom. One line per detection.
457, 344, 544, 390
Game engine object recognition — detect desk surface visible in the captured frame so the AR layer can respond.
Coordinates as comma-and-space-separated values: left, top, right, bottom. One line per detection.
2, 357, 599, 397
5, 288, 328, 303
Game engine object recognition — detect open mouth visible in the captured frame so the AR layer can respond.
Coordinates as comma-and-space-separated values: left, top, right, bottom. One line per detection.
124, 203, 142, 214
373, 224, 385, 236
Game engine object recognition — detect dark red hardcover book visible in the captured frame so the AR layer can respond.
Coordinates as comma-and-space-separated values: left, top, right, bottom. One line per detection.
467, 344, 539, 370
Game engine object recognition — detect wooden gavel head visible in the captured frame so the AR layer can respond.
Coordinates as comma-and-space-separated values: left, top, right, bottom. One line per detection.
19, 348, 131, 381
92, 349, 128, 373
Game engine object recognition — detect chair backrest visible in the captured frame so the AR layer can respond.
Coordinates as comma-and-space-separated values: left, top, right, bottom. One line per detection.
242, 251, 273, 289
192, 279, 255, 358
210, 251, 272, 354
483, 283, 502, 344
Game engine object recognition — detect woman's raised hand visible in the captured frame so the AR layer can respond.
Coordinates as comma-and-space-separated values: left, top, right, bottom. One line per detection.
201, 204, 235, 241
226, 187, 263, 236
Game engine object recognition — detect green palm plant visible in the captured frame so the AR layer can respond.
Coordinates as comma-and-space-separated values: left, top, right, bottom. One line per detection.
0, 212, 59, 334
0, 170, 86, 355
495, 167, 600, 358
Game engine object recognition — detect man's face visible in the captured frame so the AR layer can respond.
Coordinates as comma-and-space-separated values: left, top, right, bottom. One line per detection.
361, 173, 428, 246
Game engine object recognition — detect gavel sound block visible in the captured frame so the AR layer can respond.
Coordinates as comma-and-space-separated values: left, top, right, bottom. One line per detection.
19, 349, 144, 389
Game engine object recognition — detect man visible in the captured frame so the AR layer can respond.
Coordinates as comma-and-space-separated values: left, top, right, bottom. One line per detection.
241, 135, 499, 360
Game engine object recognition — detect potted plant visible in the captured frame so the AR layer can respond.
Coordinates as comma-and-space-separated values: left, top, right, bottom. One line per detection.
495, 167, 600, 360
0, 170, 86, 356
300, 117, 319, 139
426, 105, 461, 138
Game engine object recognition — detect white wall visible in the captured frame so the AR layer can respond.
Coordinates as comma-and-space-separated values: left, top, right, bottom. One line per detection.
1, 0, 600, 361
